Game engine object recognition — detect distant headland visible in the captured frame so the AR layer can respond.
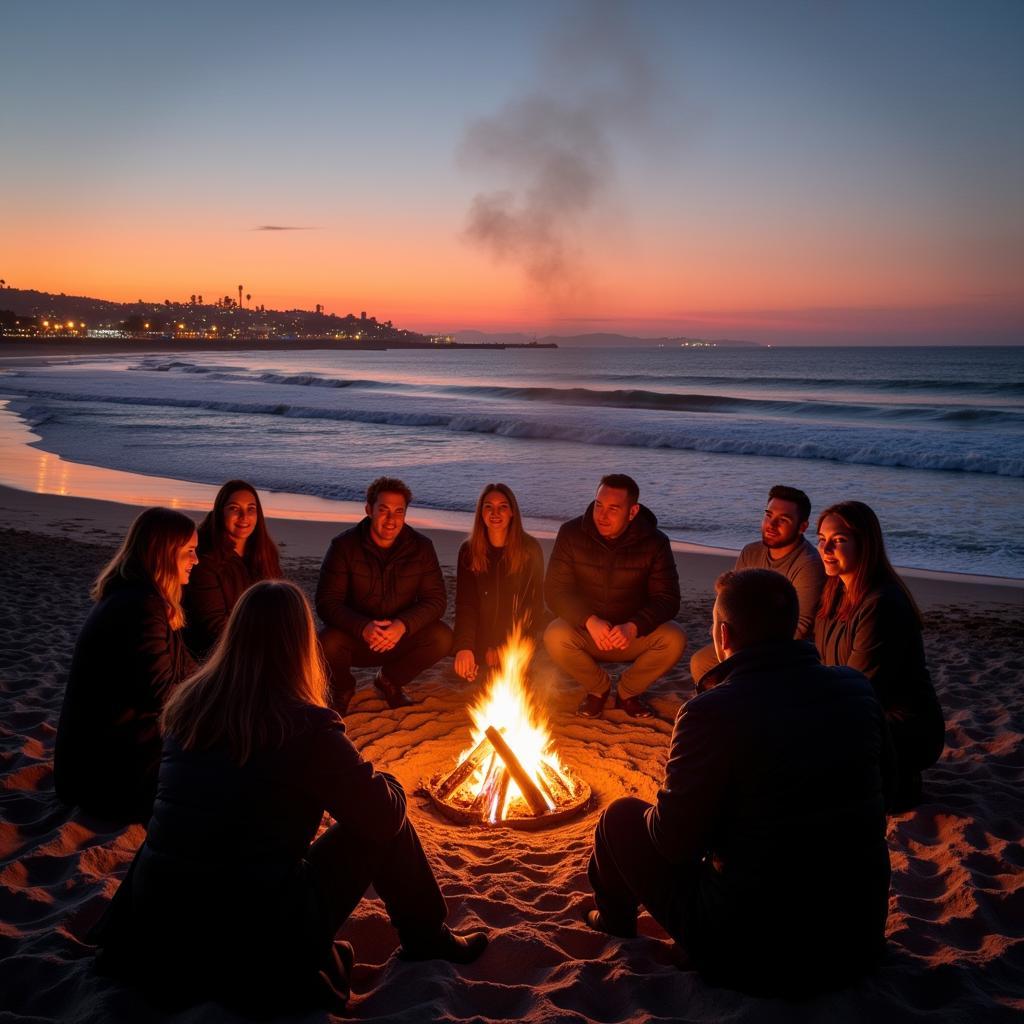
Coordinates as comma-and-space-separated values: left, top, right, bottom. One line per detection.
0, 286, 761, 351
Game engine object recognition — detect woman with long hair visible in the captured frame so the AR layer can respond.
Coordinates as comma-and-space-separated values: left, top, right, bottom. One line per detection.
184, 479, 282, 658
54, 507, 198, 822
453, 483, 546, 681
92, 581, 487, 1013
815, 501, 945, 809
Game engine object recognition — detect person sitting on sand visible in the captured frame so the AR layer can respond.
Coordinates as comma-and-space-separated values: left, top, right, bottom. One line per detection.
453, 483, 547, 682
584, 568, 891, 996
689, 484, 825, 686
54, 507, 198, 823
90, 580, 487, 1015
184, 479, 283, 659
317, 477, 452, 712
543, 474, 686, 719
816, 500, 945, 810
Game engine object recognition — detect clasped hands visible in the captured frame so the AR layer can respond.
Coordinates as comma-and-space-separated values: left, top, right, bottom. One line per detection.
585, 615, 638, 651
362, 619, 407, 652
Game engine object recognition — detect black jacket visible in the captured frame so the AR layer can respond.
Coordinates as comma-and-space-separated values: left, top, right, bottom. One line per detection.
183, 543, 255, 659
650, 641, 891, 993
54, 580, 194, 822
452, 536, 547, 653
316, 518, 446, 637
93, 703, 405, 1004
815, 582, 945, 775
544, 503, 679, 635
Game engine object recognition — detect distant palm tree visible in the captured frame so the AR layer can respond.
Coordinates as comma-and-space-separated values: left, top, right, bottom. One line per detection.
238, 285, 244, 308
246, 293, 251, 305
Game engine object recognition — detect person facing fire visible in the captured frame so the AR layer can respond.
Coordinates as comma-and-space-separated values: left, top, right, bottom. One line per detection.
584, 569, 891, 996
543, 474, 686, 719
689, 484, 825, 686
90, 581, 487, 1015
453, 482, 547, 682
316, 477, 452, 712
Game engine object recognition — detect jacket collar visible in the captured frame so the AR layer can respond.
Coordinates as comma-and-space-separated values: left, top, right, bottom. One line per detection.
697, 639, 820, 693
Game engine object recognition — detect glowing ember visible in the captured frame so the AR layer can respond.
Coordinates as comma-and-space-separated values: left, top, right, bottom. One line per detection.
426, 625, 590, 828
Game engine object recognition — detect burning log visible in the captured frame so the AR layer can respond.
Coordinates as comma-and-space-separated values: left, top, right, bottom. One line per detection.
434, 734, 494, 802
469, 755, 506, 817
540, 761, 573, 801
485, 725, 550, 816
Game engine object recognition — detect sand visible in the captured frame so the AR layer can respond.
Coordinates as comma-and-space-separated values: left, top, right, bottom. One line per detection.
1, 489, 1023, 1023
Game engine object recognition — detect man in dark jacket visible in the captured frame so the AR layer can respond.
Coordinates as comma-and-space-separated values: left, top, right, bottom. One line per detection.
585, 569, 892, 996
317, 477, 452, 712
543, 475, 685, 718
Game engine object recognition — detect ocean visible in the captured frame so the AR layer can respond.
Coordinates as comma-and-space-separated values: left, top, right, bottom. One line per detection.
2, 345, 1022, 577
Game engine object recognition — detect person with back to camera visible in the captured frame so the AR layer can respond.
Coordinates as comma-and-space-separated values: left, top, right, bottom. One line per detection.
54, 507, 198, 823
184, 478, 283, 659
815, 500, 945, 810
584, 569, 892, 996
544, 474, 686, 719
453, 482, 547, 682
316, 477, 452, 713
90, 580, 488, 1015
689, 484, 825, 687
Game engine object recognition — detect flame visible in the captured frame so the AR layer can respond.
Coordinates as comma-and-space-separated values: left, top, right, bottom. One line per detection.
457, 623, 574, 822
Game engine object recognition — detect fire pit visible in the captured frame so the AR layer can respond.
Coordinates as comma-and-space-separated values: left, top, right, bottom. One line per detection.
424, 628, 591, 830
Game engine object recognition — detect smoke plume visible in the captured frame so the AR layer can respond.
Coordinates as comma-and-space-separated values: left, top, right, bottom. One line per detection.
459, 1, 664, 297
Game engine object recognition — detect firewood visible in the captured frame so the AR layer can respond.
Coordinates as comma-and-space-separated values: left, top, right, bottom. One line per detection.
485, 725, 550, 816
435, 733, 494, 801
540, 761, 573, 800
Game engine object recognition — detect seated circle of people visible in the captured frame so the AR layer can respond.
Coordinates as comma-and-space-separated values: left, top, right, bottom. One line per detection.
453, 482, 547, 682
316, 477, 452, 712
183, 478, 283, 659
54, 507, 198, 823
815, 500, 945, 810
90, 581, 488, 1015
689, 484, 825, 686
584, 569, 892, 996
543, 474, 686, 719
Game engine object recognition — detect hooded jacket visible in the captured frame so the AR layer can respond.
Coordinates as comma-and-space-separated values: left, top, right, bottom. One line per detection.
544, 503, 680, 635
183, 542, 256, 659
315, 517, 446, 638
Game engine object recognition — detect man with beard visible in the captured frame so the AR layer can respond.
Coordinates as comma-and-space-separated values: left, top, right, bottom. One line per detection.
689, 485, 824, 687
544, 474, 686, 720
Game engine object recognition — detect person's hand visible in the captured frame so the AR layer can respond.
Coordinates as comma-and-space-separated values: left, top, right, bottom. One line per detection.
454, 649, 478, 681
484, 647, 500, 668
607, 622, 638, 650
362, 620, 388, 650
377, 620, 407, 651
586, 615, 616, 651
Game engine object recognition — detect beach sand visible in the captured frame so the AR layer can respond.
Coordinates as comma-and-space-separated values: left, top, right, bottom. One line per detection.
1, 488, 1023, 1022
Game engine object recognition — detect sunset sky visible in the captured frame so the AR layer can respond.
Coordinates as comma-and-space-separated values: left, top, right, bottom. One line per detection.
2, 0, 1022, 343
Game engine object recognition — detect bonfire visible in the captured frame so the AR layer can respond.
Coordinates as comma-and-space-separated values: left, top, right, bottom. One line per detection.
425, 625, 591, 829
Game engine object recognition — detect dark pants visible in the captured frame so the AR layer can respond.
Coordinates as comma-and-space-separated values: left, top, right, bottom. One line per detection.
307, 814, 448, 949
588, 796, 690, 940
319, 621, 453, 695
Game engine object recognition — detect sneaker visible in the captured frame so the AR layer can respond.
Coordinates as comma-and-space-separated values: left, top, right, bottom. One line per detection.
583, 908, 636, 938
614, 694, 655, 718
577, 690, 610, 718
373, 671, 414, 709
400, 924, 489, 964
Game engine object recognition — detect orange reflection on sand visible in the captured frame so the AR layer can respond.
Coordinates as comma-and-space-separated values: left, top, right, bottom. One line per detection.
0, 401, 474, 531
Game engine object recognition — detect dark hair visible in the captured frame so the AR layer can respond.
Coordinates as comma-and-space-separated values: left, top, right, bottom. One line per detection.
715, 569, 798, 649
816, 501, 921, 625
467, 482, 531, 575
768, 484, 811, 524
367, 476, 412, 507
198, 479, 282, 580
92, 507, 196, 630
599, 474, 640, 507
162, 581, 329, 765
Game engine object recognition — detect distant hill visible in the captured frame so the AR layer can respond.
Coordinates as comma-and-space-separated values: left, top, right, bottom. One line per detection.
454, 330, 761, 348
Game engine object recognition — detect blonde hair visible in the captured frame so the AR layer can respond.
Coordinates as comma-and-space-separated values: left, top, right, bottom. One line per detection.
161, 580, 329, 765
92, 507, 196, 630
467, 482, 530, 575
